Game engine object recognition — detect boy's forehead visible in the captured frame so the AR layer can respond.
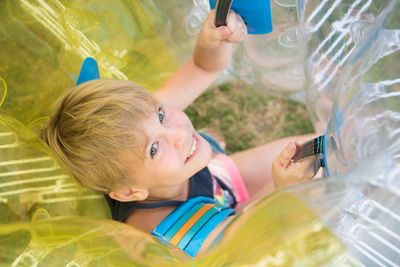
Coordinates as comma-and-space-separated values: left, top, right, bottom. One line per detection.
140, 98, 158, 115
127, 100, 160, 159
132, 111, 156, 158
121, 130, 147, 166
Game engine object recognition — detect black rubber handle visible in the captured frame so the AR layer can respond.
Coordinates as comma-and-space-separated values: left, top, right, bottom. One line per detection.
292, 135, 325, 163
215, 0, 233, 27
291, 135, 325, 177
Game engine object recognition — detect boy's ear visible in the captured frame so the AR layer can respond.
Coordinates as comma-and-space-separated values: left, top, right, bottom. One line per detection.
108, 187, 149, 202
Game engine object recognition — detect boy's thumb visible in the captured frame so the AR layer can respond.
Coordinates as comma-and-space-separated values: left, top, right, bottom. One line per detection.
277, 142, 296, 167
216, 26, 230, 40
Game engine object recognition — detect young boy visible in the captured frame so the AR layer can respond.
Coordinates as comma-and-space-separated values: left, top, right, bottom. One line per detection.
41, 10, 316, 256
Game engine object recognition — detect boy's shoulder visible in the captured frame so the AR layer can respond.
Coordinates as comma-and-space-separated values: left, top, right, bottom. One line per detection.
125, 206, 176, 234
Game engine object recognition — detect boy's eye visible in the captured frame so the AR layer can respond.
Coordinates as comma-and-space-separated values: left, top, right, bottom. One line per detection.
150, 143, 158, 158
158, 108, 165, 123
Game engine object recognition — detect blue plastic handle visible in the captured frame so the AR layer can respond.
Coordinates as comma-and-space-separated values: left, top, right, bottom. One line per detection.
76, 57, 100, 85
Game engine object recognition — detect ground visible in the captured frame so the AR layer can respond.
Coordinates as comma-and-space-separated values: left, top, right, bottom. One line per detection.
185, 81, 314, 154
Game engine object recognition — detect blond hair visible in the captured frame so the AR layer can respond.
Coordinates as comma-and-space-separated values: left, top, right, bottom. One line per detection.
41, 79, 157, 192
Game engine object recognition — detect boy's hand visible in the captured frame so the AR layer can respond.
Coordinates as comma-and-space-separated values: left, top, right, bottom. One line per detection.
197, 10, 247, 49
272, 142, 316, 189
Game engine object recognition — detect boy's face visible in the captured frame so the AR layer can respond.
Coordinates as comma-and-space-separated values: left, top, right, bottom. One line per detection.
132, 103, 212, 194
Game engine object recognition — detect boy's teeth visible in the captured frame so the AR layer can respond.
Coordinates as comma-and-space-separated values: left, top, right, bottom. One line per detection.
188, 139, 197, 158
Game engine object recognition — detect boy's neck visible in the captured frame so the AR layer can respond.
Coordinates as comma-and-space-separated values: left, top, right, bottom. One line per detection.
144, 180, 190, 203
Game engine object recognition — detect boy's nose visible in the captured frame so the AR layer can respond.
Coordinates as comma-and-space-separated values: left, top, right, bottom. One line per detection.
166, 125, 186, 149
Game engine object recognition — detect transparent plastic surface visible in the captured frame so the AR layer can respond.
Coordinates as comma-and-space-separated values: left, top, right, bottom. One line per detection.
310, 1, 399, 265
298, 0, 399, 131
286, 155, 400, 266
323, 0, 400, 177
140, 0, 308, 101
230, 3, 306, 101
0, 0, 399, 266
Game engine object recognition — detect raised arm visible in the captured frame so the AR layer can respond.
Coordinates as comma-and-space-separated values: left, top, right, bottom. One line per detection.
153, 10, 246, 110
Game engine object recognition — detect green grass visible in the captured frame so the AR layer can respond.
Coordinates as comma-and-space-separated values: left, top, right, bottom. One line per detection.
185, 82, 314, 154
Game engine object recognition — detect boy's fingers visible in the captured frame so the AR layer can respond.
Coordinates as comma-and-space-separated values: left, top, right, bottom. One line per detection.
226, 22, 246, 42
227, 11, 245, 34
200, 25, 229, 48
276, 142, 297, 167
225, 10, 237, 31
296, 157, 317, 180
216, 26, 230, 40
232, 28, 247, 42
204, 10, 246, 44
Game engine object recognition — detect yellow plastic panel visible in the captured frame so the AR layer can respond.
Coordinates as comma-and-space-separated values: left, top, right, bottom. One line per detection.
0, 0, 176, 125
195, 191, 357, 266
0, 114, 110, 223
0, 217, 187, 266
0, 183, 355, 266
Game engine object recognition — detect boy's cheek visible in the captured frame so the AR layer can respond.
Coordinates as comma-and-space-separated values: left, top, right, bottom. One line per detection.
201, 137, 213, 158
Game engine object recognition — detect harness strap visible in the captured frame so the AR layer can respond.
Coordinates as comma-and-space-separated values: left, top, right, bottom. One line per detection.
152, 196, 235, 257
133, 200, 184, 209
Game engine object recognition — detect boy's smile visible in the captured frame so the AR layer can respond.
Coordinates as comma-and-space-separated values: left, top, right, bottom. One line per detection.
185, 134, 200, 163
131, 103, 212, 200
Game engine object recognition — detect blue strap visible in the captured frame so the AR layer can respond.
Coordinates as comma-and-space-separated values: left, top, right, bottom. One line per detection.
323, 127, 330, 176
152, 196, 217, 237
184, 207, 234, 256
151, 196, 235, 257
163, 203, 204, 240
176, 206, 219, 249
198, 131, 226, 154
